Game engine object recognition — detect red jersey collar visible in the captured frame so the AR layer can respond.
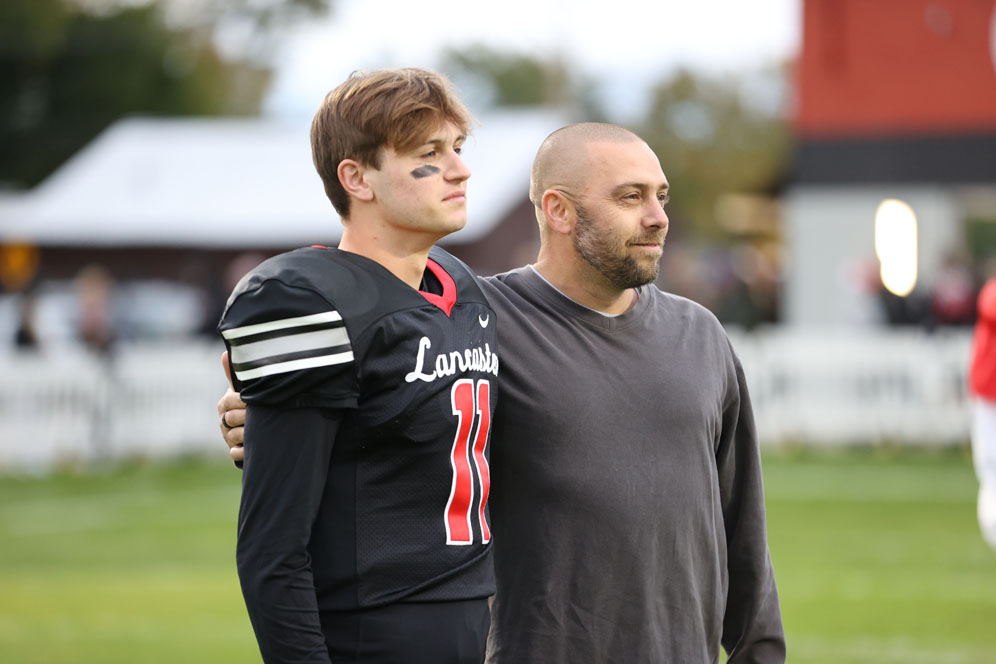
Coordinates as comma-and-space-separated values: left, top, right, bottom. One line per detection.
312, 246, 456, 317
419, 258, 456, 316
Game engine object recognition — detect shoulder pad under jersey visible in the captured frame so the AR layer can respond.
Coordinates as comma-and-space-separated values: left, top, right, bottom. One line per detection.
218, 249, 358, 408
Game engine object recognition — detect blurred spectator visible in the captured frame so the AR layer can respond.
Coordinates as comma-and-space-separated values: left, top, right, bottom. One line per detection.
178, 257, 228, 338
844, 258, 887, 325
726, 243, 779, 328
14, 290, 40, 350
211, 252, 266, 328
969, 277, 996, 551
877, 284, 929, 327
877, 253, 979, 329
75, 265, 116, 354
930, 253, 976, 327
657, 241, 779, 329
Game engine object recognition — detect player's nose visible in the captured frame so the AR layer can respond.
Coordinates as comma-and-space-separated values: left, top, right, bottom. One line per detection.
446, 152, 471, 183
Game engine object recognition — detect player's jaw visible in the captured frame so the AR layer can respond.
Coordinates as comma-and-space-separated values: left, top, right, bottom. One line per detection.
430, 185, 469, 233
404, 189, 470, 240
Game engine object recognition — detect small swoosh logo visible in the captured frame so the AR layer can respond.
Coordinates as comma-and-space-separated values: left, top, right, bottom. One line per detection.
479, 314, 490, 328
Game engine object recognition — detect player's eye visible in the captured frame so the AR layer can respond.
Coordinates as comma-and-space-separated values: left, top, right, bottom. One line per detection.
454, 146, 462, 155
658, 194, 670, 207
422, 150, 437, 159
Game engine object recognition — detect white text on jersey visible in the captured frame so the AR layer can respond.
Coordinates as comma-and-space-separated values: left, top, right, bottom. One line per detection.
405, 336, 499, 383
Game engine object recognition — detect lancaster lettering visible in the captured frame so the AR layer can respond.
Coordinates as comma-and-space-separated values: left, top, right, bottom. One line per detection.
405, 336, 499, 383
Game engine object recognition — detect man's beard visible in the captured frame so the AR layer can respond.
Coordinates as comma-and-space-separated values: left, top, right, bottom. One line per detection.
574, 204, 664, 290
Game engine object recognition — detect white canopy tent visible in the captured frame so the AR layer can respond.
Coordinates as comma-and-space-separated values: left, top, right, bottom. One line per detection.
0, 110, 569, 249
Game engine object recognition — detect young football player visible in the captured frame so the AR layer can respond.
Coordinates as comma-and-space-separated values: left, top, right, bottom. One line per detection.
218, 68, 497, 664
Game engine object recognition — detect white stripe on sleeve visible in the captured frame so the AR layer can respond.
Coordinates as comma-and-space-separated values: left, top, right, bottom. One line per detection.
234, 351, 355, 381
230, 327, 350, 365
221, 311, 342, 340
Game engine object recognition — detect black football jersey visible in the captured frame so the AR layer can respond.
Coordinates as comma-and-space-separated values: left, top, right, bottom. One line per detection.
219, 245, 498, 609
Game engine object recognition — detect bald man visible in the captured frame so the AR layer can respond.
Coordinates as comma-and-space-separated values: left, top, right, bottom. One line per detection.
219, 123, 785, 662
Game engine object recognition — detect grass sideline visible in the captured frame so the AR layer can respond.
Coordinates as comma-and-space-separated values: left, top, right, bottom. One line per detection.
1, 449, 995, 663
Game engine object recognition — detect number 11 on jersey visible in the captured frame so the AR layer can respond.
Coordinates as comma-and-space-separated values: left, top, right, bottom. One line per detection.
445, 379, 492, 545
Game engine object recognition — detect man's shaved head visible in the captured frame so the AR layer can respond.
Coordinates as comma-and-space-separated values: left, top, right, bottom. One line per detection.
529, 122, 644, 207
528, 122, 670, 292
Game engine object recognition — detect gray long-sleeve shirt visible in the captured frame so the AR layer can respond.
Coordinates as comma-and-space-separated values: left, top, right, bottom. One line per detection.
480, 267, 785, 663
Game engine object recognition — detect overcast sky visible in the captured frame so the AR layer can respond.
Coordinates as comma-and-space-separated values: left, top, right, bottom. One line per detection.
260, 0, 801, 120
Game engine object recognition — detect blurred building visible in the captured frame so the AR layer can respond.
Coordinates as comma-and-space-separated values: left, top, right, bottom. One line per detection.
0, 110, 566, 342
784, 0, 996, 326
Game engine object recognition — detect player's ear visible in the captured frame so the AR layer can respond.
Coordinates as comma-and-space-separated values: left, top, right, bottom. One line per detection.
541, 189, 575, 236
337, 159, 374, 202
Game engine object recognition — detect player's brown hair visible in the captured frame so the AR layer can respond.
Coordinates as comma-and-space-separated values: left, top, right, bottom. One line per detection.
311, 68, 472, 218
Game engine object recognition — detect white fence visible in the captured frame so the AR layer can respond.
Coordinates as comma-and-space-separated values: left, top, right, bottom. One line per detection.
728, 328, 972, 446
0, 330, 975, 471
0, 342, 229, 471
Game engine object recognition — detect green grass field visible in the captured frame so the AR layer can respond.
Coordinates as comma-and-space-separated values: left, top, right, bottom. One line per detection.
1, 449, 995, 663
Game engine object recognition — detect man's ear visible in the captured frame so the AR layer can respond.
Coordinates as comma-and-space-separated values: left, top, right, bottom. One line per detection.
337, 159, 374, 202
541, 189, 576, 236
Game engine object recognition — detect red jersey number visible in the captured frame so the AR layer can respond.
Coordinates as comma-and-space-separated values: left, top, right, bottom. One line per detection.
445, 379, 492, 545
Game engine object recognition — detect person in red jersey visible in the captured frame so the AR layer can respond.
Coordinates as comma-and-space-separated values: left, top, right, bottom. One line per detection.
218, 68, 496, 664
970, 277, 996, 551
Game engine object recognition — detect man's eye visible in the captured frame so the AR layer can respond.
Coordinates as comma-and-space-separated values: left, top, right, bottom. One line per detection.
422, 150, 437, 159
625, 193, 640, 201
658, 194, 670, 207
454, 146, 462, 155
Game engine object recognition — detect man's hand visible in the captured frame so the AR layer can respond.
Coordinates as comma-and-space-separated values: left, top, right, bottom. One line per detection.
218, 350, 246, 464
